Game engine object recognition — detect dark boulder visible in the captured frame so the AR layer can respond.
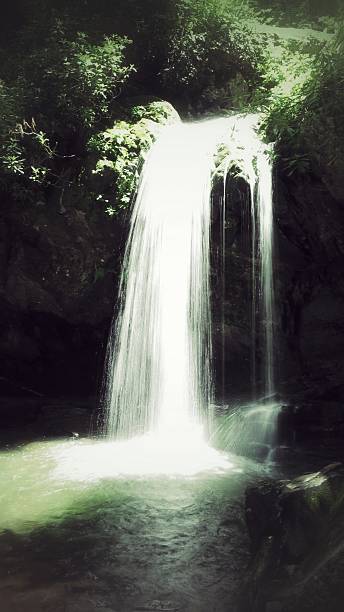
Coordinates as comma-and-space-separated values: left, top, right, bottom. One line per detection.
0, 190, 125, 399
241, 462, 344, 611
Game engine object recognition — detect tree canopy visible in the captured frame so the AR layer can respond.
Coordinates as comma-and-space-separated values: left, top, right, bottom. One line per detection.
0, 0, 343, 212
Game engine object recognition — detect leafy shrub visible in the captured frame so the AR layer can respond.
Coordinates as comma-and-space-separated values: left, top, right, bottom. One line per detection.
160, 0, 266, 110
128, 101, 178, 124
262, 24, 344, 184
0, 20, 134, 201
88, 101, 177, 215
251, 0, 341, 27
25, 25, 134, 131
92, 0, 267, 111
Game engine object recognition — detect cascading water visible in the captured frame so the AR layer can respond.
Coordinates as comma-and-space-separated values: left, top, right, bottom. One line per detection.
101, 113, 278, 466
256, 148, 275, 399
213, 115, 275, 398
215, 115, 279, 457
102, 119, 230, 441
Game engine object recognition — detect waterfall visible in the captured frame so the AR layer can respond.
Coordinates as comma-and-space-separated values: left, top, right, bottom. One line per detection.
256, 149, 275, 399
101, 114, 276, 454
214, 114, 275, 399
215, 115, 278, 458
102, 119, 232, 440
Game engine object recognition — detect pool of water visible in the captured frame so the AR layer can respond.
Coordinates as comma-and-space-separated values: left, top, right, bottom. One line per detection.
0, 436, 270, 612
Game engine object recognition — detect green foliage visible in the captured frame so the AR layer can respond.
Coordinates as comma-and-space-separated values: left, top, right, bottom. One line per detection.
89, 121, 153, 214
0, 82, 54, 200
0, 20, 134, 201
0, 0, 343, 213
88, 102, 175, 215
0, 1, 271, 210
128, 101, 177, 124
252, 0, 341, 27
0, 82, 25, 178
161, 0, 266, 110
262, 24, 344, 182
25, 24, 134, 130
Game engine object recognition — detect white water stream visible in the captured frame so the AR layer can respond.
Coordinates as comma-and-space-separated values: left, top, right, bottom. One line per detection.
101, 114, 276, 463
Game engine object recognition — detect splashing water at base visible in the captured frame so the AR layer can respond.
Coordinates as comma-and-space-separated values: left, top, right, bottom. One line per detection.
52, 433, 233, 480
0, 435, 266, 612
213, 401, 281, 461
0, 436, 257, 533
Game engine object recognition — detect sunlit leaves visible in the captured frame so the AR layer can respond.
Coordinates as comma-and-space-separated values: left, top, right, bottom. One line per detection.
88, 102, 176, 215
0, 22, 134, 201
262, 25, 344, 181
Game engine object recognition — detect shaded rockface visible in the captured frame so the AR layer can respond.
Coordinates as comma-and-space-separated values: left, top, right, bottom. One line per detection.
0, 187, 126, 399
211, 175, 255, 400
241, 461, 344, 612
277, 171, 344, 374
211, 160, 344, 430
275, 166, 344, 430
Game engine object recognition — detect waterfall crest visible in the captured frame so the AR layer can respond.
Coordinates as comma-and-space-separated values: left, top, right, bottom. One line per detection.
102, 115, 275, 445
215, 114, 275, 399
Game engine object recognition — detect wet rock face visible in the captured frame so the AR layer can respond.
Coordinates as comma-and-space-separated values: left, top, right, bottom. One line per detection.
211, 178, 255, 400
275, 168, 344, 409
0, 192, 126, 397
242, 463, 344, 612
211, 163, 344, 410
210, 158, 344, 434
